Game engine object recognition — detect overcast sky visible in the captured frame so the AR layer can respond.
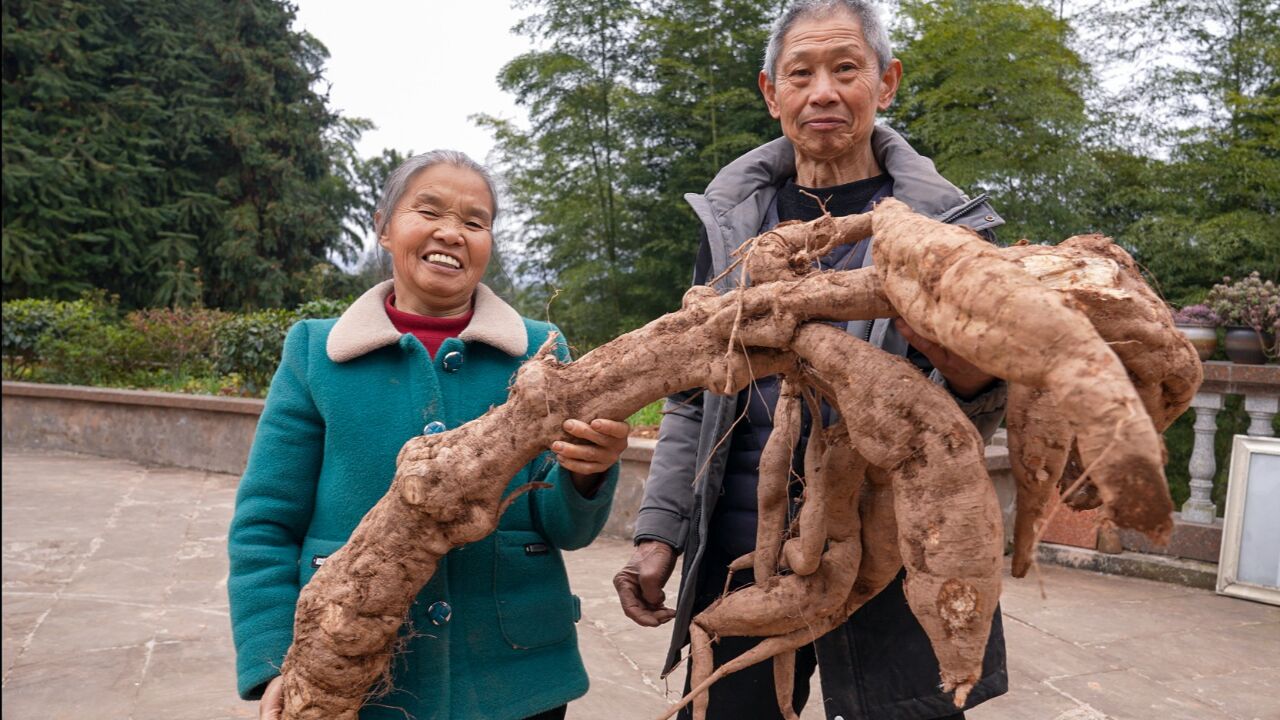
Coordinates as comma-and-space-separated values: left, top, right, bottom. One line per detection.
292, 0, 534, 166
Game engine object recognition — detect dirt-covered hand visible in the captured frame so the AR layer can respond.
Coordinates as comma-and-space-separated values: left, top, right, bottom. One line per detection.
614, 540, 678, 627
259, 676, 284, 720
894, 318, 995, 398
553, 418, 630, 494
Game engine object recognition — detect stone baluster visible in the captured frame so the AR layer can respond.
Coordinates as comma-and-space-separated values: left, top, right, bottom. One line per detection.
1183, 391, 1222, 525
1244, 394, 1278, 437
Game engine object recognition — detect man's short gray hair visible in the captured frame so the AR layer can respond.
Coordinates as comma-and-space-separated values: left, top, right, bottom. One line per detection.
374, 149, 500, 237
763, 0, 892, 81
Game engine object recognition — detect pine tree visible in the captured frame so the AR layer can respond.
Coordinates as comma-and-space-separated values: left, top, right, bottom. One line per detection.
2, 0, 366, 309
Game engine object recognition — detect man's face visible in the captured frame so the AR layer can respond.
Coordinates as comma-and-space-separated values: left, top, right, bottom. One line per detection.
759, 11, 901, 165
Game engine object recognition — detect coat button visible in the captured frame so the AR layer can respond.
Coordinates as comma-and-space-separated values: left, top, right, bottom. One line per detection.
423, 421, 446, 435
427, 600, 452, 626
442, 351, 464, 372
984, 214, 995, 222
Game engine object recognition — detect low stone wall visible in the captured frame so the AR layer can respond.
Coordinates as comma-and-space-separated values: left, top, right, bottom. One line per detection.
602, 440, 657, 541
2, 381, 1015, 543
3, 382, 263, 475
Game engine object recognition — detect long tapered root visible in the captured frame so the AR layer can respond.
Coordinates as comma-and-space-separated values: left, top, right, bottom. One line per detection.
660, 614, 846, 720
773, 651, 800, 720
1007, 384, 1073, 578
754, 382, 802, 582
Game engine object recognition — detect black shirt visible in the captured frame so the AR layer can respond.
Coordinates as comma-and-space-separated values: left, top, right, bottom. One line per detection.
712, 172, 895, 559
776, 173, 891, 223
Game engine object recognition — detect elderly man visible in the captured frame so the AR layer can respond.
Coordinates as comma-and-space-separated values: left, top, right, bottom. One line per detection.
613, 2, 1009, 719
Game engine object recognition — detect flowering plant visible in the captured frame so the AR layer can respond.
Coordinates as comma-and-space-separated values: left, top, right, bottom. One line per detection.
1207, 273, 1280, 329
1206, 272, 1280, 358
1171, 304, 1220, 328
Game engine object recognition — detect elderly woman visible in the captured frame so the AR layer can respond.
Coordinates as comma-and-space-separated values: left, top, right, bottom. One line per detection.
229, 150, 627, 720
615, 2, 1008, 719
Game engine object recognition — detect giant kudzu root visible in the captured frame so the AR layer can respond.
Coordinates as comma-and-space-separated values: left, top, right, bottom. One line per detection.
753, 380, 802, 581
999, 236, 1202, 577
277, 200, 1197, 720
870, 199, 1174, 540
1006, 384, 1073, 577
1004, 235, 1201, 430
796, 324, 1003, 706
668, 423, 868, 720
278, 304, 797, 718
782, 394, 832, 577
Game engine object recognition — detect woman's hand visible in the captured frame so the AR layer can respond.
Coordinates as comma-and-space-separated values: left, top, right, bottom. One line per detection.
552, 418, 630, 497
259, 676, 284, 719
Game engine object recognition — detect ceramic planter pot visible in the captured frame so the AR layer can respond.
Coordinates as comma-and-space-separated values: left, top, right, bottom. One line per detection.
1223, 326, 1269, 365
1175, 324, 1218, 361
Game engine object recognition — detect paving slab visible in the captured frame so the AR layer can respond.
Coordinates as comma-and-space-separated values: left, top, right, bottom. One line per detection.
1163, 665, 1280, 720
1046, 669, 1239, 720
4, 451, 1279, 720
3, 642, 150, 720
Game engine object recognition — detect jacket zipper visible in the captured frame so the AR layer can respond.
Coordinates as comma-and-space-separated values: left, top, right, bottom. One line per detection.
691, 500, 702, 552
937, 192, 991, 225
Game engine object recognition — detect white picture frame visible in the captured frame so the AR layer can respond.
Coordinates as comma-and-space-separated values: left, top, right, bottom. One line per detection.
1216, 435, 1280, 606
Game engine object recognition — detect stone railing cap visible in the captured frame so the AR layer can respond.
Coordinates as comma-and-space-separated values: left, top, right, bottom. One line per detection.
1200, 360, 1280, 385
2, 381, 264, 416
1199, 361, 1280, 397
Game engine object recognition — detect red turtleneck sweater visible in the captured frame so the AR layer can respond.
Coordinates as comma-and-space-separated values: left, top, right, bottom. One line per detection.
385, 293, 473, 358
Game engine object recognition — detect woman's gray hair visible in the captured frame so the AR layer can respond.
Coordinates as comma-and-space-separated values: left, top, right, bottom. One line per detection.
374, 149, 500, 237
763, 0, 892, 81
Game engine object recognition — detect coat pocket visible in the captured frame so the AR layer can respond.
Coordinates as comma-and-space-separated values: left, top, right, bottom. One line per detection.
298, 536, 348, 588
493, 530, 575, 649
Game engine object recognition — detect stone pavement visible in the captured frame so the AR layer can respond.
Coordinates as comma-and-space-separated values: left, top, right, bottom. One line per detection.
2, 451, 1278, 720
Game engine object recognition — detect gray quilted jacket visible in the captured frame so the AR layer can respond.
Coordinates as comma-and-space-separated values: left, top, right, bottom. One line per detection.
634, 126, 1010, 719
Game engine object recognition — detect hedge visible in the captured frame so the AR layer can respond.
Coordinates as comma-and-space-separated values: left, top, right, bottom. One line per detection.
2, 293, 351, 397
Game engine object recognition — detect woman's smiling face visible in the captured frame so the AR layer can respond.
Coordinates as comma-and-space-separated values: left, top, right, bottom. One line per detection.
378, 163, 495, 317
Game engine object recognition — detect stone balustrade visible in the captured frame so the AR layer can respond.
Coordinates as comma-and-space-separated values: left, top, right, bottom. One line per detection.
1182, 362, 1280, 525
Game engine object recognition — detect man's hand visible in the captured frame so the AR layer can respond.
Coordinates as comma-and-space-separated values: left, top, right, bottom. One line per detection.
894, 318, 995, 399
614, 540, 677, 627
552, 418, 630, 497
259, 675, 284, 720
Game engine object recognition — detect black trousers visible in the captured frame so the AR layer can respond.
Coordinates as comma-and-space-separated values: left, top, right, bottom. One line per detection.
678, 545, 966, 720
524, 705, 567, 720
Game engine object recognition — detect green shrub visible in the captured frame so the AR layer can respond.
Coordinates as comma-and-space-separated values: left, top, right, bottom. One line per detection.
3, 299, 59, 378
125, 307, 231, 378
37, 319, 150, 387
295, 297, 352, 320
296, 262, 367, 303
2, 292, 117, 379
213, 309, 297, 395
628, 400, 664, 428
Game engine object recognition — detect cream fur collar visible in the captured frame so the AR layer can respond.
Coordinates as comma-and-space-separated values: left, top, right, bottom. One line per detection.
326, 281, 529, 362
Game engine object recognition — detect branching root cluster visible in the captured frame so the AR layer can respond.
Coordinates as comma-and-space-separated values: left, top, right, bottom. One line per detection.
277, 199, 1199, 720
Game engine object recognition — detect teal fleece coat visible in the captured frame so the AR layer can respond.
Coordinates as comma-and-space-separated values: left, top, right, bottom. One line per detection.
227, 282, 619, 720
